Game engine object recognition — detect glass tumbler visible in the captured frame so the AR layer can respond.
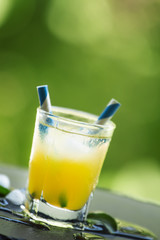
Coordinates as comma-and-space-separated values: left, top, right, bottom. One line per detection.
25, 106, 116, 227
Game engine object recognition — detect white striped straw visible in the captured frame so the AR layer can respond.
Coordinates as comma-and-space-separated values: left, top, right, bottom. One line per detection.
37, 85, 53, 136
96, 98, 121, 125
37, 85, 52, 113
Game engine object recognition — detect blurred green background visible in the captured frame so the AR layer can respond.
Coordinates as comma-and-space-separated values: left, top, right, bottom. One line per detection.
0, 0, 160, 203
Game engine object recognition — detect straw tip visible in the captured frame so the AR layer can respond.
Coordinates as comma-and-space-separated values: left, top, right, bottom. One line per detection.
36, 85, 51, 109
37, 85, 48, 90
109, 98, 121, 107
110, 98, 120, 103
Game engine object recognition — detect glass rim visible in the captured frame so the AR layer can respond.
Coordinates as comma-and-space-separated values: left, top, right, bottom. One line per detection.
38, 106, 116, 138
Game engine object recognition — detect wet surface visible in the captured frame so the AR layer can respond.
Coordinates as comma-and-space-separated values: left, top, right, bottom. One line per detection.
0, 190, 157, 240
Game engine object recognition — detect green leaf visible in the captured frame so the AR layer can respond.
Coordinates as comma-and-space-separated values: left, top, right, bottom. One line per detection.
59, 192, 67, 208
87, 212, 117, 233
0, 185, 10, 197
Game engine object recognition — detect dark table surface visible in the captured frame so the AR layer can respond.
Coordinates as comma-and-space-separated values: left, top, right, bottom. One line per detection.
0, 164, 160, 239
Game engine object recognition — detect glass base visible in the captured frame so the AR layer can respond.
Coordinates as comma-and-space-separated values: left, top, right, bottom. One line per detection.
24, 191, 92, 228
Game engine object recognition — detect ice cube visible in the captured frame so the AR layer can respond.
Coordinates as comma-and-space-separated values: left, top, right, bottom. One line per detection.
6, 189, 25, 205
0, 174, 10, 189
53, 133, 92, 161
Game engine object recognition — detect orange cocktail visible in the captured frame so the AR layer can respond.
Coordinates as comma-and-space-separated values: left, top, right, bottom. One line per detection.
26, 106, 115, 223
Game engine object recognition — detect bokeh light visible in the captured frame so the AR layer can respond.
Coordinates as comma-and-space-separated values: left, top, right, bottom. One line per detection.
110, 159, 160, 203
46, 0, 112, 45
0, 0, 13, 27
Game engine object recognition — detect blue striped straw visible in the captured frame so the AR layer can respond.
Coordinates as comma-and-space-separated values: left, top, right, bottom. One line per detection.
37, 85, 52, 136
96, 98, 121, 125
37, 85, 52, 113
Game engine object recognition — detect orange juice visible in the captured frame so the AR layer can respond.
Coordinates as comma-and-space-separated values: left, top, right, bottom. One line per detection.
28, 130, 109, 210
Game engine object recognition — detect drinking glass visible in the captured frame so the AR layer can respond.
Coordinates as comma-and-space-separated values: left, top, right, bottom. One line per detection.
25, 106, 115, 227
